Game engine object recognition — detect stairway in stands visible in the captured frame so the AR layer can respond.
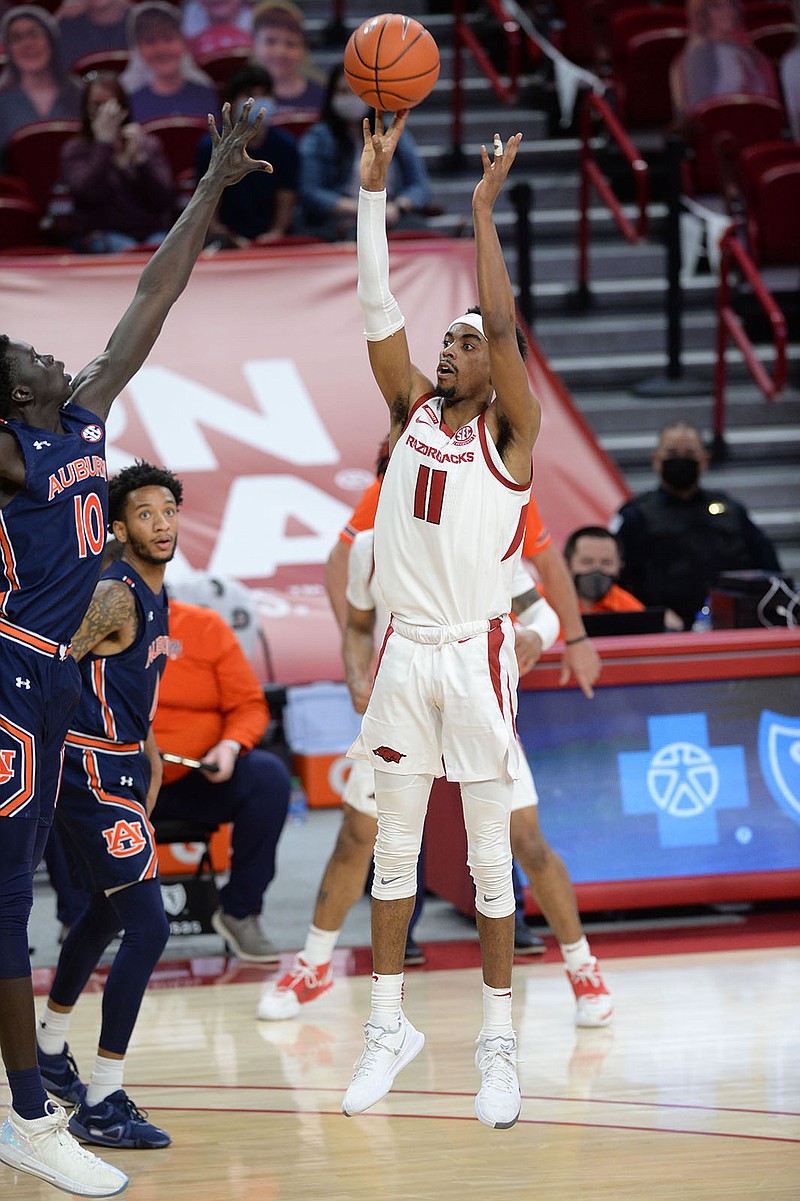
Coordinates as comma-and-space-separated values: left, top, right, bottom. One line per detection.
304, 2, 800, 578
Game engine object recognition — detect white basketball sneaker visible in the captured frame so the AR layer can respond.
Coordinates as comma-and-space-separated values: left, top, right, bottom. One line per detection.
566, 958, 614, 1028
257, 956, 333, 1020
0, 1102, 128, 1196
474, 1033, 521, 1129
342, 1013, 425, 1116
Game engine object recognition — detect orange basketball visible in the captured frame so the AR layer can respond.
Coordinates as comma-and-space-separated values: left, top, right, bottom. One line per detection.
343, 13, 440, 112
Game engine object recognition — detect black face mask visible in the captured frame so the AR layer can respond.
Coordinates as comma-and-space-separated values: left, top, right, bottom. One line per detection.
661, 455, 700, 492
573, 570, 616, 603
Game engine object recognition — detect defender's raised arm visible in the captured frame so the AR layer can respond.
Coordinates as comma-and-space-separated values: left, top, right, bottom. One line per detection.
71, 100, 274, 420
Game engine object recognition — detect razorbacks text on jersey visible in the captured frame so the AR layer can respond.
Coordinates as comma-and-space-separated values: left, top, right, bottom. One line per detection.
0, 403, 107, 651
374, 395, 531, 627
67, 560, 170, 749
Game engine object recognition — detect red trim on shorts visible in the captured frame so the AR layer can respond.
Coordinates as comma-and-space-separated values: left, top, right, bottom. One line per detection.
477, 413, 531, 492
487, 617, 505, 716
374, 619, 394, 678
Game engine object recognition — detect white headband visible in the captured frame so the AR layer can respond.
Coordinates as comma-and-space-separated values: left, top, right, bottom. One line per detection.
447, 313, 486, 340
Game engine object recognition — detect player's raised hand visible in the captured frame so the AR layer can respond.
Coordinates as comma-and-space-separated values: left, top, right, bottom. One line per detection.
206, 99, 273, 186
360, 108, 409, 191
473, 132, 522, 210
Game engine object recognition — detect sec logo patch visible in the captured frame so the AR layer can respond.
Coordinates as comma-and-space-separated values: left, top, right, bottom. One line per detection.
81, 424, 103, 443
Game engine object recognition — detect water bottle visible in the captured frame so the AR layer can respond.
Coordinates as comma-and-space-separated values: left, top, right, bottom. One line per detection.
288, 775, 308, 825
692, 600, 713, 632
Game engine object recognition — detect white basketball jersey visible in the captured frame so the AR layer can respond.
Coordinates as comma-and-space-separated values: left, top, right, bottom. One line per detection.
374, 396, 531, 626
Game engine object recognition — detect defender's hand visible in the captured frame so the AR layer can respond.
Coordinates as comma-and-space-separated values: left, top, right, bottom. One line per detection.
473, 132, 522, 211
206, 100, 273, 186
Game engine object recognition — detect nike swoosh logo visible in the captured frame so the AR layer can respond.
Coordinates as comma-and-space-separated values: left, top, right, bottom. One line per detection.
380, 875, 401, 885
483, 894, 502, 902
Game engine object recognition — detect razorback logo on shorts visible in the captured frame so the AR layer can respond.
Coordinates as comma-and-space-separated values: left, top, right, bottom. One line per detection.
0, 749, 16, 785
102, 819, 147, 857
372, 746, 406, 764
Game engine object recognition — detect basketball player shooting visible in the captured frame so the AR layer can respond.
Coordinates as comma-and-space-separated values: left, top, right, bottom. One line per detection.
0, 102, 270, 1198
342, 110, 540, 1130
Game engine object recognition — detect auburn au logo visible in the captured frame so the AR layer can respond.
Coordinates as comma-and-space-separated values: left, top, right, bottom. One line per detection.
0, 749, 17, 785
102, 819, 147, 858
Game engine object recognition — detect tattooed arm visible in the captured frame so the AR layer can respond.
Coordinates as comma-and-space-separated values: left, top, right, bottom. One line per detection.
71, 579, 139, 661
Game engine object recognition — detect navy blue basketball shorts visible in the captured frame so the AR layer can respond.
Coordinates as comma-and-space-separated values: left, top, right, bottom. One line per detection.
56, 735, 158, 893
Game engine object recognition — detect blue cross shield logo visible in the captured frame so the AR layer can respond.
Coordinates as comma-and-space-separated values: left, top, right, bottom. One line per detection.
618, 713, 749, 847
758, 710, 800, 827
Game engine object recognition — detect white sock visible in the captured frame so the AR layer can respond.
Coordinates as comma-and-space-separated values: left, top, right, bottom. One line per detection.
301, 924, 339, 968
481, 981, 514, 1038
561, 936, 592, 973
85, 1055, 125, 1107
368, 972, 404, 1029
37, 1005, 72, 1055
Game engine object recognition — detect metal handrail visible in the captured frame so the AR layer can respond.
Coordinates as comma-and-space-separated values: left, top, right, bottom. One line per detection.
577, 89, 649, 302
713, 231, 787, 440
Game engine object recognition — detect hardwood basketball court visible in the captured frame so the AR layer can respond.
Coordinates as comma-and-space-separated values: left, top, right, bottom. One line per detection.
4, 929, 798, 1200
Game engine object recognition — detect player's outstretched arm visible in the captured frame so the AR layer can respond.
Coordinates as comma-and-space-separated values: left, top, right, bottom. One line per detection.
474, 133, 540, 482
357, 109, 432, 434
71, 101, 273, 420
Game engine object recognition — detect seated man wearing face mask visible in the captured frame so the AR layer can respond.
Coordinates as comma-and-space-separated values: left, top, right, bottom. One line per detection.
611, 421, 781, 631
564, 526, 644, 615
194, 63, 298, 246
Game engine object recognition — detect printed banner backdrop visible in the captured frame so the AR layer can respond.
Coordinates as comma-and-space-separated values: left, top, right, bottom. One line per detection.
1, 243, 627, 683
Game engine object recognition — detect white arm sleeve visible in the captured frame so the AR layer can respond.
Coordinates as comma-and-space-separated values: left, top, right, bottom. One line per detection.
357, 188, 405, 342
516, 596, 561, 653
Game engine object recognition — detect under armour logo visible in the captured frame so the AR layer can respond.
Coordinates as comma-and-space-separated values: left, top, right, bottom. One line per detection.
33, 440, 51, 450
120, 775, 134, 787
148, 611, 154, 621
15, 677, 31, 689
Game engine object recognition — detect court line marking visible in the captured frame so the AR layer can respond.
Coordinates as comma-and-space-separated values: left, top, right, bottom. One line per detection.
123, 1081, 800, 1118
130, 1103, 800, 1143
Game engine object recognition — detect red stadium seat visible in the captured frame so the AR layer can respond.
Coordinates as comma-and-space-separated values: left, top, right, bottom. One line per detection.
0, 173, 32, 199
735, 141, 800, 262
69, 50, 130, 78
749, 161, 800, 262
609, 5, 686, 64
751, 22, 799, 61
195, 47, 253, 89
614, 26, 688, 127
141, 116, 209, 181
742, 1, 795, 29
682, 94, 786, 195
0, 196, 43, 250
6, 120, 81, 214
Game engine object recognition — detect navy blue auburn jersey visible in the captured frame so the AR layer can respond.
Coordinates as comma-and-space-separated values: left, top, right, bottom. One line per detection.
70, 560, 170, 746
0, 402, 107, 649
